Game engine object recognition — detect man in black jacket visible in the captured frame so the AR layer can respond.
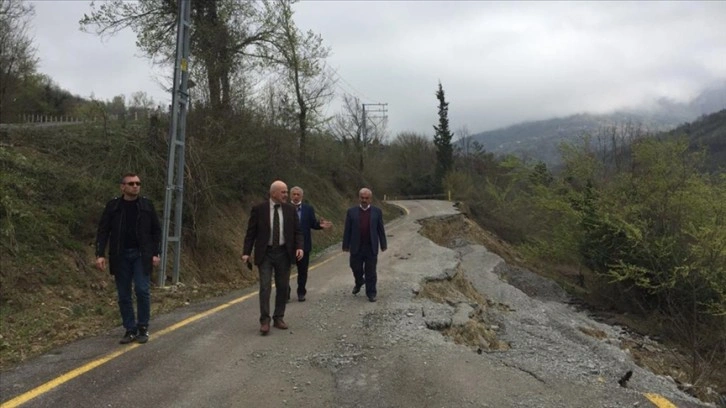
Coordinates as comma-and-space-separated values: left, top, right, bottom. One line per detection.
95, 173, 161, 344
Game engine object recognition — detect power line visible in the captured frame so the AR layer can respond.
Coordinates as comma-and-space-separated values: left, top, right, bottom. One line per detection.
326, 65, 377, 103
362, 102, 389, 141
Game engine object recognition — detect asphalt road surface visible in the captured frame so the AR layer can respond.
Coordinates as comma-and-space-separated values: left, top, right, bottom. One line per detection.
0, 200, 707, 408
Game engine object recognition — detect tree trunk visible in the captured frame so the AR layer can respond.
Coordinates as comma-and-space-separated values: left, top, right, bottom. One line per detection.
192, 0, 228, 112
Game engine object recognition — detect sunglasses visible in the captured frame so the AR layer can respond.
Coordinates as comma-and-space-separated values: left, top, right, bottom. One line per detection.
124, 181, 142, 186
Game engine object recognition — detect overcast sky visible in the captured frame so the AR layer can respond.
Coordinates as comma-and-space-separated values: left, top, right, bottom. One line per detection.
28, 1, 726, 137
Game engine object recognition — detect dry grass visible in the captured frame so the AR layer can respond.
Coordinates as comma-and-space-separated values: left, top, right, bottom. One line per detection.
442, 320, 510, 352
578, 326, 608, 340
0, 279, 255, 369
419, 268, 487, 306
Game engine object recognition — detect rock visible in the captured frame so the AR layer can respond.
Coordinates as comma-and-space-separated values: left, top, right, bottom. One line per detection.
452, 303, 474, 327
477, 334, 490, 350
423, 304, 453, 330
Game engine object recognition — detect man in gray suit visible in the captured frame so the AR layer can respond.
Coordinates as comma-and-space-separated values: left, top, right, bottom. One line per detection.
342, 188, 387, 302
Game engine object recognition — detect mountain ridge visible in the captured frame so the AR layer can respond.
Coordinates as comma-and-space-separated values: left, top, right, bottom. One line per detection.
466, 83, 726, 167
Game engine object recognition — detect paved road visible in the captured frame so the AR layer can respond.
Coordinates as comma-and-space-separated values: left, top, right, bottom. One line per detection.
0, 200, 705, 407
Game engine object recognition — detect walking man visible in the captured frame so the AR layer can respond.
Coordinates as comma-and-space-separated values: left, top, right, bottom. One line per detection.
289, 186, 332, 302
342, 188, 387, 302
242, 180, 303, 334
95, 173, 161, 344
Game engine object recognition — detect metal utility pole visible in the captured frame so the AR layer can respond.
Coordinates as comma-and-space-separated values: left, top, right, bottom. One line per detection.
361, 103, 388, 145
159, 0, 192, 287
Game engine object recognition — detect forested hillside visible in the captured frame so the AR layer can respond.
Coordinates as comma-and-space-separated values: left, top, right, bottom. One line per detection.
466, 84, 726, 167
667, 109, 726, 173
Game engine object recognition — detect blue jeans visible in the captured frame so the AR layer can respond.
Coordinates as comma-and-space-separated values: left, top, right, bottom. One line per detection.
114, 248, 150, 331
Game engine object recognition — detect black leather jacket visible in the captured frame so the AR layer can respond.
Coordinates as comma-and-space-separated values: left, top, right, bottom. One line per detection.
95, 196, 162, 275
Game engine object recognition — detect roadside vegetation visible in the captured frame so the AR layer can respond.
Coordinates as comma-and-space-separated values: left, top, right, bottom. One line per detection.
1, 0, 724, 402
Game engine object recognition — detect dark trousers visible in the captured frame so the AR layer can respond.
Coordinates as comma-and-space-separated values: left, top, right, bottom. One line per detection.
258, 246, 291, 323
114, 248, 150, 331
295, 251, 311, 296
349, 245, 377, 298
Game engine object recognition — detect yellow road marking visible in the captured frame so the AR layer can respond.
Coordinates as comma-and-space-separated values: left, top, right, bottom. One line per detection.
644, 393, 678, 408
1, 253, 341, 408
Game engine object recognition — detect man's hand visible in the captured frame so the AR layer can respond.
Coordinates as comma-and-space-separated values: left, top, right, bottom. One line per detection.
95, 257, 106, 271
241, 254, 250, 263
152, 255, 160, 267
320, 218, 333, 229
296, 249, 304, 261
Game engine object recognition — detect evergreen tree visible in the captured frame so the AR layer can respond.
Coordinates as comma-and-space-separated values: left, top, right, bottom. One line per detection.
433, 81, 454, 187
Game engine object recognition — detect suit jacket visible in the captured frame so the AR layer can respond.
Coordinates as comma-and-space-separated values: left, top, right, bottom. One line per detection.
342, 205, 387, 255
296, 202, 322, 254
243, 200, 303, 265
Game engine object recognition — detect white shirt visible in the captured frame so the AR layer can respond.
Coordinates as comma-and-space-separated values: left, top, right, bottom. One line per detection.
268, 200, 285, 246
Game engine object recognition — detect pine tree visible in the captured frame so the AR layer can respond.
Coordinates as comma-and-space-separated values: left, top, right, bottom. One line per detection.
433, 81, 454, 188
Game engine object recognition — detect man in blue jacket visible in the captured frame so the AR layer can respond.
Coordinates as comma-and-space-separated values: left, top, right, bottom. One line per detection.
289, 186, 332, 302
342, 188, 387, 302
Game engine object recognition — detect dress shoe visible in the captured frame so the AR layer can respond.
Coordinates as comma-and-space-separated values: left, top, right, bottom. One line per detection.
352, 284, 363, 295
260, 321, 270, 335
273, 319, 288, 330
298, 295, 306, 302
368, 296, 377, 302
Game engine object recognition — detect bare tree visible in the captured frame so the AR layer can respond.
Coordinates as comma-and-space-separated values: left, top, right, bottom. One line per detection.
329, 94, 388, 172
329, 94, 382, 171
263, 0, 334, 164
80, 0, 280, 112
456, 125, 472, 155
0, 0, 37, 122
130, 91, 153, 109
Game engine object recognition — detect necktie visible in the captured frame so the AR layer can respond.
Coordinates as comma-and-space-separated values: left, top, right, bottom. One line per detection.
272, 204, 281, 246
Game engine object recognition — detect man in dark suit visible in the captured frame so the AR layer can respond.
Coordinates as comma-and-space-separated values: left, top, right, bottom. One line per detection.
242, 180, 303, 335
288, 186, 332, 302
342, 188, 387, 302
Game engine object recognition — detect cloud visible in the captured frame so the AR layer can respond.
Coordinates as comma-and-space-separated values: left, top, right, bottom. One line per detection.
29, 1, 170, 105
294, 1, 726, 136
27, 1, 726, 137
